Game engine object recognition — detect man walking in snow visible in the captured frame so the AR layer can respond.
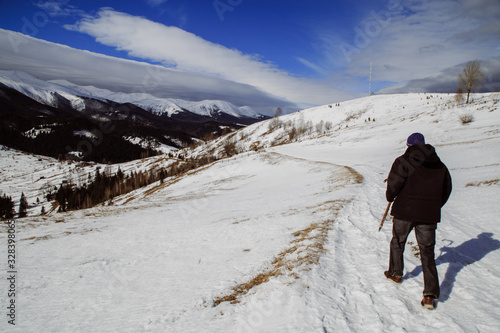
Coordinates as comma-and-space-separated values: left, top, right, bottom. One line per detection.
384, 133, 452, 310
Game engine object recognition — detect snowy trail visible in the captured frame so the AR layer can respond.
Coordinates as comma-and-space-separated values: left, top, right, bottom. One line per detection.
271, 132, 500, 332
270, 147, 402, 331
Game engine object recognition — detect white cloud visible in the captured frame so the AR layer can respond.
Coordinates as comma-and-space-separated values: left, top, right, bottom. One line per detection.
304, 0, 500, 91
65, 9, 355, 106
35, 1, 85, 17
379, 56, 500, 94
145, 0, 169, 7
4, 1, 494, 112
0, 28, 297, 115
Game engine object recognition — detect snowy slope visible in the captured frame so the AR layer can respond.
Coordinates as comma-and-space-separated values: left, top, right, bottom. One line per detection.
0, 70, 97, 110
1, 92, 499, 332
44, 82, 186, 117
172, 99, 264, 119
0, 146, 177, 217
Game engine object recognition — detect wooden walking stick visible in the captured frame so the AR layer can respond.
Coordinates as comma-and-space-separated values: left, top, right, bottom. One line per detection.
379, 178, 391, 232
379, 202, 391, 232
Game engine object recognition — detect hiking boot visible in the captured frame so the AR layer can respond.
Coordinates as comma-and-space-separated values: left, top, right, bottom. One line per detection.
421, 296, 436, 310
384, 271, 402, 284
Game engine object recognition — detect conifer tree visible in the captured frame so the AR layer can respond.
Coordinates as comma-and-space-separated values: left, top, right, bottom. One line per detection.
0, 194, 14, 219
19, 192, 28, 218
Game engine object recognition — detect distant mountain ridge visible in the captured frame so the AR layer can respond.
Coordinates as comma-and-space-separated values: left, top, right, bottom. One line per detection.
0, 70, 269, 163
0, 70, 268, 124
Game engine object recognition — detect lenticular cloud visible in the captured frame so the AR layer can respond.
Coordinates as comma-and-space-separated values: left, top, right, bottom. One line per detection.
65, 9, 350, 106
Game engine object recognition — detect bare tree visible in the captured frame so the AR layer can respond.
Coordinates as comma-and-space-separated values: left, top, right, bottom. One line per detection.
458, 60, 483, 104
274, 107, 282, 118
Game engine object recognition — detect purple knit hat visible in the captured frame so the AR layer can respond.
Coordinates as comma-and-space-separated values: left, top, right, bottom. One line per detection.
406, 133, 425, 146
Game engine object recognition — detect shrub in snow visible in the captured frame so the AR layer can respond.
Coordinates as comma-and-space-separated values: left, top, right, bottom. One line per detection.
223, 139, 238, 157
288, 126, 298, 141
315, 120, 325, 133
268, 117, 282, 131
460, 114, 474, 125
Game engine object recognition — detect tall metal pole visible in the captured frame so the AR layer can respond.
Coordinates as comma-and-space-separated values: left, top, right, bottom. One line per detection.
369, 61, 373, 95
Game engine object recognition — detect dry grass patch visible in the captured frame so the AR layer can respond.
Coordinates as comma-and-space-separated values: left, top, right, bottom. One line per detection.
466, 179, 500, 187
21, 235, 53, 243
213, 199, 347, 306
344, 166, 364, 184
233, 217, 251, 225
328, 166, 363, 189
142, 181, 169, 197
214, 270, 281, 305
292, 223, 318, 240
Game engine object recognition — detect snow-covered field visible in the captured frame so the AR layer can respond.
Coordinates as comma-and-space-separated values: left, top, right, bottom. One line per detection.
1, 93, 500, 332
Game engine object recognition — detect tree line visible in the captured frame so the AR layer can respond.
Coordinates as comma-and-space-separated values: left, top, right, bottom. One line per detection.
1, 152, 220, 218
54, 154, 219, 212
54, 167, 163, 211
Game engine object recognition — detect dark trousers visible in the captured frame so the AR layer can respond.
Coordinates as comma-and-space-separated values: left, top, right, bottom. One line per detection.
388, 218, 440, 299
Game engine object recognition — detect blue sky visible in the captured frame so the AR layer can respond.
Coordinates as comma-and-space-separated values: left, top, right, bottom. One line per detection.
0, 1, 384, 78
0, 0, 499, 113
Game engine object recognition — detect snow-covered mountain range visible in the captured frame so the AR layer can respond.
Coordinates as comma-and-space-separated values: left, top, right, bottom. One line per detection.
0, 70, 270, 163
0, 70, 267, 122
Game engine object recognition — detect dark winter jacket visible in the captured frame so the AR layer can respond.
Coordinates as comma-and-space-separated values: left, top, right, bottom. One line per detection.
386, 144, 452, 223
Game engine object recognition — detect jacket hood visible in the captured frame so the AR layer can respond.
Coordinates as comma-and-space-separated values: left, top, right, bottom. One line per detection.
405, 144, 442, 167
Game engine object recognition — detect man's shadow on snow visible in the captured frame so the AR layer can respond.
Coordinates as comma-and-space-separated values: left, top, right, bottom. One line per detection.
404, 232, 500, 302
